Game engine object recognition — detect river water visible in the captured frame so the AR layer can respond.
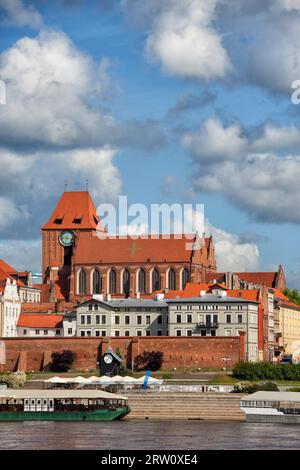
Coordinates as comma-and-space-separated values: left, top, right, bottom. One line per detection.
0, 421, 299, 450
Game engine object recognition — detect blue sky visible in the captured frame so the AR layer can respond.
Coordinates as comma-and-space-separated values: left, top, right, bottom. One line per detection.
0, 0, 300, 287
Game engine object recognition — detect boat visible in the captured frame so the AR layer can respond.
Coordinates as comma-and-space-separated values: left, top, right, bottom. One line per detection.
241, 391, 300, 423
0, 389, 130, 421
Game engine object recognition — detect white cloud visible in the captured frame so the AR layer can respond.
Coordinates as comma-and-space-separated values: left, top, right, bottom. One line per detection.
183, 119, 300, 223
67, 147, 122, 201
0, 197, 29, 230
182, 118, 247, 162
276, 0, 300, 11
251, 124, 300, 152
0, 0, 43, 29
0, 29, 115, 148
144, 0, 232, 80
206, 222, 260, 272
0, 239, 41, 272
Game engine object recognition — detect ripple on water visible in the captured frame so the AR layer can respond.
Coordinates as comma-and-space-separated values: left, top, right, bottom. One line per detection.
0, 421, 300, 450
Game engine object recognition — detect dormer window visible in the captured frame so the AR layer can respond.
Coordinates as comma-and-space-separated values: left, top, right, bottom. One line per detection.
54, 217, 63, 224
73, 217, 82, 224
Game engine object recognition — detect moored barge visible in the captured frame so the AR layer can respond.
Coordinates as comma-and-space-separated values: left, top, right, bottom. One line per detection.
241, 391, 300, 423
0, 389, 130, 421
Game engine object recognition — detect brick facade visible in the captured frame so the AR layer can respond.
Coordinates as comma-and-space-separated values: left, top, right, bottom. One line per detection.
0, 333, 246, 372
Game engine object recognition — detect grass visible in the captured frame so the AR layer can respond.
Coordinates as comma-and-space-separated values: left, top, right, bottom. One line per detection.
207, 374, 241, 385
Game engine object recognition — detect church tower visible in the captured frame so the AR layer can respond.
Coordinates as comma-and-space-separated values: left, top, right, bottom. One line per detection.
42, 191, 104, 301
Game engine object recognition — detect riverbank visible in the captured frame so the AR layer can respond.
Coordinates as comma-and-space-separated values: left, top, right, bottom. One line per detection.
125, 392, 245, 421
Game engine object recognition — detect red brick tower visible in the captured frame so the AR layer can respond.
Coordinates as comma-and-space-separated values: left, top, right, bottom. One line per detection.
42, 191, 104, 301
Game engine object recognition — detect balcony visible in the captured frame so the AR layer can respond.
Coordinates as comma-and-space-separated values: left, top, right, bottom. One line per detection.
197, 322, 219, 329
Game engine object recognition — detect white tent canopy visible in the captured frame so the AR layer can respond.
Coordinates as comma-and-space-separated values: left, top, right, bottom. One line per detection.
135, 376, 163, 385
71, 376, 89, 384
45, 376, 68, 384
44, 375, 162, 385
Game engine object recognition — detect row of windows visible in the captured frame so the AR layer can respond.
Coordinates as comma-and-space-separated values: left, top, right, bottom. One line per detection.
5, 307, 19, 318
80, 330, 165, 337
86, 304, 164, 312
22, 329, 61, 335
175, 314, 244, 324
78, 267, 190, 295
175, 304, 244, 310
80, 314, 166, 325
79, 313, 246, 325
21, 292, 40, 303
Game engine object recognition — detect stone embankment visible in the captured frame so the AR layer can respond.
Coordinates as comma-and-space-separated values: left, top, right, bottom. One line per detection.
125, 392, 245, 421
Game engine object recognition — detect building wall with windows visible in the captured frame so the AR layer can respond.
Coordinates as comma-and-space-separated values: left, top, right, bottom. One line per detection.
0, 278, 21, 337
167, 291, 259, 362
17, 314, 63, 338
75, 298, 168, 338
279, 301, 300, 361
71, 293, 258, 361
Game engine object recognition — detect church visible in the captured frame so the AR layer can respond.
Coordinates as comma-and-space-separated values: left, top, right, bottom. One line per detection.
42, 191, 217, 303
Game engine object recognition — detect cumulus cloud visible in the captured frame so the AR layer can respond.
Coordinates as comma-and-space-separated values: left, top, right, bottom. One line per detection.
206, 222, 260, 272
182, 118, 247, 162
0, 29, 115, 149
122, 0, 232, 80
276, 0, 300, 11
0, 0, 43, 29
0, 197, 29, 231
182, 118, 300, 223
251, 124, 300, 152
0, 146, 122, 242
65, 147, 122, 201
0, 29, 165, 152
0, 239, 41, 272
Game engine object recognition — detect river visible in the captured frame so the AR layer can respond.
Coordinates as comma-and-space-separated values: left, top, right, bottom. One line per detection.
0, 421, 299, 450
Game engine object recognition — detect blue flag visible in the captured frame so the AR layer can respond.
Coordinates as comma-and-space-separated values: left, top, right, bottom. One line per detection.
143, 370, 151, 389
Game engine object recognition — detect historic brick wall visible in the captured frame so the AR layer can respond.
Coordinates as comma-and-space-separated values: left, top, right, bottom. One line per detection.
0, 333, 246, 372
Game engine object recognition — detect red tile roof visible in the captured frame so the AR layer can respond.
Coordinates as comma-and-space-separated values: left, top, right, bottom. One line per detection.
42, 191, 104, 231
205, 272, 225, 283
236, 272, 277, 287
21, 303, 56, 314
271, 288, 288, 301
227, 289, 260, 302
74, 232, 203, 264
0, 259, 17, 274
205, 271, 279, 288
17, 314, 63, 328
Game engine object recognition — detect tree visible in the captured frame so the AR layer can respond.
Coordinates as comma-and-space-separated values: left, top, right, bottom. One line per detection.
283, 288, 300, 306
134, 351, 164, 371
51, 350, 76, 372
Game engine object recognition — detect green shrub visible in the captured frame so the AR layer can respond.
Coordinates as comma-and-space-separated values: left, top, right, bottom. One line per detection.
234, 381, 279, 393
0, 371, 26, 388
233, 361, 300, 381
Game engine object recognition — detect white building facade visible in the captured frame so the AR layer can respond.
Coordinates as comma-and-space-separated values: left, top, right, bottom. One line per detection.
0, 278, 21, 337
